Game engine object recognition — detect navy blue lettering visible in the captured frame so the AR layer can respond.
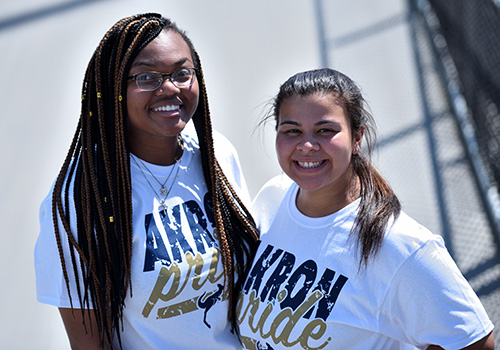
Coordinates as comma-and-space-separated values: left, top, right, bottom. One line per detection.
280, 260, 317, 311
184, 200, 215, 252
261, 251, 295, 303
304, 268, 348, 320
169, 204, 195, 262
143, 198, 215, 272
143, 212, 171, 272
203, 193, 215, 227
243, 244, 283, 295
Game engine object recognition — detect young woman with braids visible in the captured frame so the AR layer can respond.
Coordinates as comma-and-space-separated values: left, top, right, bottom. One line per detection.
34, 13, 258, 349
236, 69, 494, 350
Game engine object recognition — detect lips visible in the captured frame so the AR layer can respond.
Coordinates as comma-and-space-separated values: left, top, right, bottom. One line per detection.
152, 104, 180, 112
296, 160, 325, 168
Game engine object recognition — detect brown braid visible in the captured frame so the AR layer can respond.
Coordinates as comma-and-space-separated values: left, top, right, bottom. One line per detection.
52, 13, 258, 347
188, 48, 259, 328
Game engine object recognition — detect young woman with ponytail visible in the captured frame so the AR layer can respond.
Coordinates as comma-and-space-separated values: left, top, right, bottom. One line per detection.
236, 68, 494, 350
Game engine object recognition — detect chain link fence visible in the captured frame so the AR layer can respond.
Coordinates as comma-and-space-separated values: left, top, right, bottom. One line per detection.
409, 0, 500, 342
413, 0, 500, 241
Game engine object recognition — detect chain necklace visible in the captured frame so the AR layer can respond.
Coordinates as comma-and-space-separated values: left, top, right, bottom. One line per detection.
132, 155, 181, 211
134, 156, 177, 195
131, 137, 184, 211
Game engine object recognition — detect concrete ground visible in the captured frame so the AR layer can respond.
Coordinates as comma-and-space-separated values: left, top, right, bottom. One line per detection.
0, 0, 498, 348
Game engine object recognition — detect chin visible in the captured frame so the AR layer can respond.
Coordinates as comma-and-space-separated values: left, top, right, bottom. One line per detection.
287, 176, 323, 192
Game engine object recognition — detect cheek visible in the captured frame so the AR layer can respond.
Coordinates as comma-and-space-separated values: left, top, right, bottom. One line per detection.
189, 84, 200, 110
275, 135, 284, 157
190, 90, 200, 113
126, 97, 134, 115
181, 83, 200, 120
329, 140, 353, 167
275, 136, 292, 165
126, 87, 142, 113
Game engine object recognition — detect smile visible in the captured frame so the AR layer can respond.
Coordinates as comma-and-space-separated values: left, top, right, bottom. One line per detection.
152, 105, 180, 112
296, 160, 325, 168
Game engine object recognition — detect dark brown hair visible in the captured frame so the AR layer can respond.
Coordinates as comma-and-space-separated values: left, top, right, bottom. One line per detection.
266, 68, 401, 268
52, 13, 258, 347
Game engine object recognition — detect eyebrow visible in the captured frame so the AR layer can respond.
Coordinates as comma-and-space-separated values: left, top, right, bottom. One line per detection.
279, 120, 300, 126
279, 119, 339, 127
131, 57, 190, 69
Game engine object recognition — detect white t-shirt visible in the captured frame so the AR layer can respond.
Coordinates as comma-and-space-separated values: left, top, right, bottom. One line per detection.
35, 130, 249, 349
237, 177, 494, 350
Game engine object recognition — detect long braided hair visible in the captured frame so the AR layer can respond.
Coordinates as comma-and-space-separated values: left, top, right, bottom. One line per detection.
52, 13, 259, 346
266, 68, 401, 268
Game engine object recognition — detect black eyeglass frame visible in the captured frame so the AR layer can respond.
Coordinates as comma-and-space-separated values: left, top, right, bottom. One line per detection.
128, 67, 198, 91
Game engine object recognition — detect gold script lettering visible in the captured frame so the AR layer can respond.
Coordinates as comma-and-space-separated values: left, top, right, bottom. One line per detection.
238, 289, 330, 349
142, 248, 223, 318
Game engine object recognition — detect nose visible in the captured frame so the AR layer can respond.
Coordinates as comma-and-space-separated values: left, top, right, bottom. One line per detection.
297, 137, 320, 153
156, 77, 180, 95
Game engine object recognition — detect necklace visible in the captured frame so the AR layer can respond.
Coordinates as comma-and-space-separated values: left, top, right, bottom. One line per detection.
134, 156, 177, 195
131, 155, 181, 211
130, 137, 184, 211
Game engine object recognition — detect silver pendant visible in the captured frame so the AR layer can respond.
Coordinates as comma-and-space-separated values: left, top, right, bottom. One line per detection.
160, 202, 168, 213
160, 186, 169, 196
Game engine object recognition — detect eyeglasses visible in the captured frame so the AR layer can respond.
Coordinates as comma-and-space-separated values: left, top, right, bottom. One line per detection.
128, 67, 197, 91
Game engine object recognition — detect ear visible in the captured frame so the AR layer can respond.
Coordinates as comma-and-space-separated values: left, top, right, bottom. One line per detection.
353, 126, 365, 154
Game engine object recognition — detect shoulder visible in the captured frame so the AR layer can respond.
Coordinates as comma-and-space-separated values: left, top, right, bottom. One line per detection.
382, 211, 438, 257
367, 211, 442, 282
182, 126, 250, 204
182, 125, 237, 154
251, 174, 294, 233
213, 131, 250, 203
377, 211, 471, 298
379, 214, 494, 348
213, 130, 236, 151
35, 181, 78, 308
180, 125, 200, 152
213, 130, 241, 165
253, 174, 294, 205
182, 126, 240, 163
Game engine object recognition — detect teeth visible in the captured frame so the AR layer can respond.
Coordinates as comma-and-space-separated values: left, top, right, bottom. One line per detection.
153, 105, 180, 112
297, 161, 323, 168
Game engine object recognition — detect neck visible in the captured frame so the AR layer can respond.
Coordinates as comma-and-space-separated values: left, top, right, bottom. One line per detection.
296, 172, 360, 218
129, 135, 183, 165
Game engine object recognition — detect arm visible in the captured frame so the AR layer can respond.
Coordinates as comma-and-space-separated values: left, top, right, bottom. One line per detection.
426, 331, 495, 350
59, 308, 112, 350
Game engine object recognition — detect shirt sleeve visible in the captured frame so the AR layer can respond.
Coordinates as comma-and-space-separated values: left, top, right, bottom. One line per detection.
213, 131, 251, 207
34, 181, 89, 309
251, 174, 293, 234
379, 237, 494, 349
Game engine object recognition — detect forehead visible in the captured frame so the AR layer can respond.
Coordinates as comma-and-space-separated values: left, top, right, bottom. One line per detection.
132, 30, 193, 68
279, 93, 348, 123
